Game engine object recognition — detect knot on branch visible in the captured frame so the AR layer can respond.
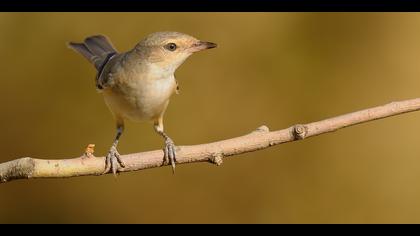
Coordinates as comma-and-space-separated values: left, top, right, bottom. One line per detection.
292, 124, 307, 140
210, 152, 224, 166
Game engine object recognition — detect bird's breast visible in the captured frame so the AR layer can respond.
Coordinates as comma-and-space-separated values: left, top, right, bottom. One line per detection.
103, 73, 177, 122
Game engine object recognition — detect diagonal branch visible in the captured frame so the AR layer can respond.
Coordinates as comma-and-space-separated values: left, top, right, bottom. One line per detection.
1, 98, 420, 184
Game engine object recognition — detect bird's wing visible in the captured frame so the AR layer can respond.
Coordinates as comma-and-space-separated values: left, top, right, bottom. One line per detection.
68, 35, 119, 89
96, 52, 118, 90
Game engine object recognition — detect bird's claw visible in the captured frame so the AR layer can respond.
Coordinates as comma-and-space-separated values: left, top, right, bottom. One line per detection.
103, 146, 125, 176
164, 138, 177, 173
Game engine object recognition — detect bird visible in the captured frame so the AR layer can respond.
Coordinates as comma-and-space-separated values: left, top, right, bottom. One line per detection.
68, 31, 217, 175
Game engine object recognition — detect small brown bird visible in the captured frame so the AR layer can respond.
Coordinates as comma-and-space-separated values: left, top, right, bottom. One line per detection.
68, 32, 217, 175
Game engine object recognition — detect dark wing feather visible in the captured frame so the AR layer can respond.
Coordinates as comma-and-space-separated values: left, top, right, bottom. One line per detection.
68, 35, 119, 89
96, 52, 117, 89
68, 34, 118, 70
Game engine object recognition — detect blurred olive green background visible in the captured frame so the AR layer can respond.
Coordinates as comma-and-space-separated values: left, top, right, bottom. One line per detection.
1, 13, 420, 223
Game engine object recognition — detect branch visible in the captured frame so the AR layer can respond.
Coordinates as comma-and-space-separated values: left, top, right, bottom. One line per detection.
2, 98, 420, 183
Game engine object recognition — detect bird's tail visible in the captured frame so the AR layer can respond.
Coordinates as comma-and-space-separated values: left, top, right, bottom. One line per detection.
68, 35, 117, 71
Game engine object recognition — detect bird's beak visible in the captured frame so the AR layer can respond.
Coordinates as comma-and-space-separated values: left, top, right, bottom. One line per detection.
189, 41, 217, 52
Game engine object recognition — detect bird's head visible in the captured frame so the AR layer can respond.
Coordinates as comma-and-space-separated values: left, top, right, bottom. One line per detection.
135, 31, 217, 74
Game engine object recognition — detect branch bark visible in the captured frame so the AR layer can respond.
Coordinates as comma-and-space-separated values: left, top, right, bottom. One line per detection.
2, 98, 420, 183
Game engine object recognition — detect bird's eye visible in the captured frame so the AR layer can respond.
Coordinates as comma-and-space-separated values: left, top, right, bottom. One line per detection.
164, 43, 177, 51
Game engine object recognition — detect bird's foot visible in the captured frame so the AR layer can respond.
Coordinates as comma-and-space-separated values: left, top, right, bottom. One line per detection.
163, 137, 177, 173
103, 146, 125, 176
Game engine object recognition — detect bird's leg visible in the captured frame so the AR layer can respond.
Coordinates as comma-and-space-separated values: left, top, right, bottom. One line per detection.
154, 118, 177, 173
103, 124, 125, 176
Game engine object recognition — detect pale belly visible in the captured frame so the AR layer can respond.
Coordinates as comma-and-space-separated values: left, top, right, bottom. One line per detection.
102, 77, 176, 122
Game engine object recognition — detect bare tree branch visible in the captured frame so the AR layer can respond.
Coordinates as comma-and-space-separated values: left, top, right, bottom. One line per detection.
1, 98, 420, 184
